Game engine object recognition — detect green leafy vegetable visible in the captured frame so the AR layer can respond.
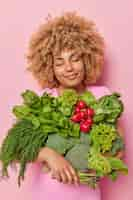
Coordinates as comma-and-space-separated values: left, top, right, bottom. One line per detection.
80, 132, 91, 145
109, 170, 118, 181
12, 105, 31, 118
79, 91, 97, 106
65, 144, 90, 170
89, 123, 117, 153
88, 147, 111, 176
46, 134, 80, 155
57, 89, 78, 116
21, 90, 41, 108
0, 88, 128, 188
107, 157, 128, 174
46, 134, 70, 154
110, 136, 125, 156
93, 93, 124, 123
0, 119, 47, 186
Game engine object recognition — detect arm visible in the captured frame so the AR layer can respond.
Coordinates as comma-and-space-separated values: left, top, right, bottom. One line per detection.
35, 146, 52, 163
35, 147, 52, 172
36, 146, 80, 185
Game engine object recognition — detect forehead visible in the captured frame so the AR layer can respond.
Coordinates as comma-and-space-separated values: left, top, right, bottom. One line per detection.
54, 49, 80, 59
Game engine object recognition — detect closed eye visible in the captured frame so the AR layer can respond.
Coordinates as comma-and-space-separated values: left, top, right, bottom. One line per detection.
71, 55, 81, 62
71, 57, 80, 62
54, 58, 64, 66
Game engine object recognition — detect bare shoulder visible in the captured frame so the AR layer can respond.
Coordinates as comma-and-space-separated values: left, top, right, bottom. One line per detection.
86, 85, 112, 98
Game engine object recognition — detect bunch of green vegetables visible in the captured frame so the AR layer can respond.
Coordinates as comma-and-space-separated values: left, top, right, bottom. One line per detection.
0, 89, 128, 188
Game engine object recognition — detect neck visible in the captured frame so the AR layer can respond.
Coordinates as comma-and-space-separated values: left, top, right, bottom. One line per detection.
57, 83, 86, 96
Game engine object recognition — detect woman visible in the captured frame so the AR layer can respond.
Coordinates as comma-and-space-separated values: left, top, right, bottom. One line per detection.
26, 11, 123, 200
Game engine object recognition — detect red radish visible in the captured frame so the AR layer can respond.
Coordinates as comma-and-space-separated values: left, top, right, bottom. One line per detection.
76, 100, 87, 109
74, 107, 81, 113
78, 111, 86, 119
85, 107, 95, 117
80, 122, 91, 133
71, 113, 82, 122
83, 117, 93, 126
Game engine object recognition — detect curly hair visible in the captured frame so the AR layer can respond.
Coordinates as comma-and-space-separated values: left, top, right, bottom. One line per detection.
26, 11, 105, 89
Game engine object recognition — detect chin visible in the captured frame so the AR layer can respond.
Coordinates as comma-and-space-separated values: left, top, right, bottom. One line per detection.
63, 80, 82, 88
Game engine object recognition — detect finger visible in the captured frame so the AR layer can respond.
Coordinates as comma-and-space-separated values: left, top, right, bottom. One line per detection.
51, 170, 61, 182
64, 167, 73, 184
60, 169, 68, 184
69, 166, 80, 186
51, 173, 56, 179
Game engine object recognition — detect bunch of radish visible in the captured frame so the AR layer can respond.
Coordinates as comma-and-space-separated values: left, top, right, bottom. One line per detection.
71, 100, 95, 133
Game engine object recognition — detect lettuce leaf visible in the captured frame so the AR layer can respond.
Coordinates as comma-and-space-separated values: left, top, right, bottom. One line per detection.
94, 93, 124, 123
88, 147, 111, 176
89, 123, 117, 153
57, 89, 78, 116
21, 90, 41, 108
107, 157, 128, 174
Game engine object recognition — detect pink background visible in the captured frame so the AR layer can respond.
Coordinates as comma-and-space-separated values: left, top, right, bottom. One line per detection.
0, 0, 132, 199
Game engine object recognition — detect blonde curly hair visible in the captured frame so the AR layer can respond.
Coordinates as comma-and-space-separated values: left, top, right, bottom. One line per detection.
26, 11, 105, 89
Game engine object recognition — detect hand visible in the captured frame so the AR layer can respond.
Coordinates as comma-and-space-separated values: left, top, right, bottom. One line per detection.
38, 147, 80, 185
42, 161, 51, 173
115, 150, 124, 159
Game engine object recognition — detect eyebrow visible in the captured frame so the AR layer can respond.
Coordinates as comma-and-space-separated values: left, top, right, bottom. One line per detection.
54, 57, 64, 60
54, 52, 81, 59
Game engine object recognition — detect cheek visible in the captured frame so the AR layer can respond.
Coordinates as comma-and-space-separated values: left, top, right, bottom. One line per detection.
74, 63, 85, 75
53, 67, 64, 80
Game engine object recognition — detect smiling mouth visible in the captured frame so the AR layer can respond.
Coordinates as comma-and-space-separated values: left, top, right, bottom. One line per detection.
64, 73, 78, 79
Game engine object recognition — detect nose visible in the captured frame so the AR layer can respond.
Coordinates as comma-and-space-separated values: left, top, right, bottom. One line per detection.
65, 61, 73, 71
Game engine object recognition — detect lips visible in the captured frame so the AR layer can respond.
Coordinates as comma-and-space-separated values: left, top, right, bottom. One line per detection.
64, 73, 78, 79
